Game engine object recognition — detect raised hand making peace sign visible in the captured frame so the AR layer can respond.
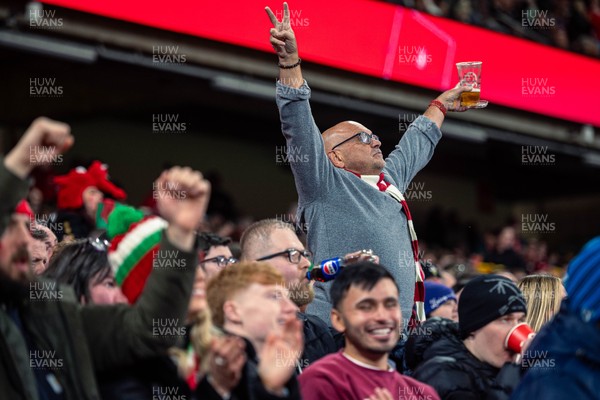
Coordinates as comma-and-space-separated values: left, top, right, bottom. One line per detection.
265, 2, 299, 65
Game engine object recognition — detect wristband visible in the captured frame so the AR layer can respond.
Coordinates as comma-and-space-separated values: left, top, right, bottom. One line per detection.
429, 100, 447, 116
278, 58, 301, 69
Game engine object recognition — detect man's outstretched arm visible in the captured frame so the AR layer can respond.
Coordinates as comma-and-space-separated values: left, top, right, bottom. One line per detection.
266, 2, 303, 88
386, 84, 480, 190
266, 2, 336, 204
424, 84, 476, 129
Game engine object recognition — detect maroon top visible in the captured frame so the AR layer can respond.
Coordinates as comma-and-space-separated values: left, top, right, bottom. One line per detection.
299, 351, 440, 400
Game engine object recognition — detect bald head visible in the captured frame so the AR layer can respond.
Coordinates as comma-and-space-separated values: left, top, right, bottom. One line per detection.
323, 121, 369, 153
322, 121, 385, 175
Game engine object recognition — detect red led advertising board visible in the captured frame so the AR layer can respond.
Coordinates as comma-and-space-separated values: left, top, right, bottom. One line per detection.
42, 0, 598, 126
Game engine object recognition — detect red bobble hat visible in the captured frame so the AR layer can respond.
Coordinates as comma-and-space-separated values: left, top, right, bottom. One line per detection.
54, 161, 126, 210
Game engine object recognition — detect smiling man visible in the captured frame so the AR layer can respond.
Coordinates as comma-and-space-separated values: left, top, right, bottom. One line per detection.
266, 3, 481, 328
298, 262, 439, 400
203, 261, 303, 399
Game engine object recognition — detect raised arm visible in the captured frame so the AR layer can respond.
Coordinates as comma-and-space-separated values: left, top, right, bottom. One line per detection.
1, 117, 73, 232
386, 84, 483, 190
265, 3, 336, 204
424, 83, 478, 129
265, 2, 303, 88
4, 117, 73, 179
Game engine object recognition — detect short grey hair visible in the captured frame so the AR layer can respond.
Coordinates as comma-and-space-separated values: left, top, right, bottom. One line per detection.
240, 219, 296, 261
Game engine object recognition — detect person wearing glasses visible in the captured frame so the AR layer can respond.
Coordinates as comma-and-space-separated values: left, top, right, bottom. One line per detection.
240, 219, 379, 370
197, 232, 237, 279
265, 3, 482, 330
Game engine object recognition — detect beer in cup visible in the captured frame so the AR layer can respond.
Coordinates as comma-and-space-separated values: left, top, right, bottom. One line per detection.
456, 61, 482, 107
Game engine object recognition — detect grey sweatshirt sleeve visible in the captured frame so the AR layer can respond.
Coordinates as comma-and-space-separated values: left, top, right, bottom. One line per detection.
276, 81, 335, 205
384, 116, 442, 192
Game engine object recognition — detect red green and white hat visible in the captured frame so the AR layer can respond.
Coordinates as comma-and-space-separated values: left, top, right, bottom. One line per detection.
106, 205, 167, 303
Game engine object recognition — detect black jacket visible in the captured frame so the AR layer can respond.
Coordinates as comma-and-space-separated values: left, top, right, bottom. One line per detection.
97, 355, 192, 400
298, 312, 339, 371
0, 158, 198, 400
406, 317, 520, 400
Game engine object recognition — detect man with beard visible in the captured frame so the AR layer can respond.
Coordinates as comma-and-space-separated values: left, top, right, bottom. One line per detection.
0, 117, 209, 400
240, 219, 378, 370
298, 262, 439, 400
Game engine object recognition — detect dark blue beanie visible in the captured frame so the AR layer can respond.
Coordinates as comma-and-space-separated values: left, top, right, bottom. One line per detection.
424, 281, 456, 316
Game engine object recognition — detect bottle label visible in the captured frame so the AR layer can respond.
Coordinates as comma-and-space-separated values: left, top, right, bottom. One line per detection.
321, 258, 341, 277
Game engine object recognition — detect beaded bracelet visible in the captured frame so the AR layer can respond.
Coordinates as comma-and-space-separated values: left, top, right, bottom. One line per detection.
278, 58, 302, 69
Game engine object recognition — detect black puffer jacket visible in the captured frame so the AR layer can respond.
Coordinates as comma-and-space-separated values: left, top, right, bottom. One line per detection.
405, 317, 520, 400
298, 312, 339, 371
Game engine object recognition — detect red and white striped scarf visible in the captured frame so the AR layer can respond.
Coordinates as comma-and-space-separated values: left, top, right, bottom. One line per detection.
356, 172, 426, 327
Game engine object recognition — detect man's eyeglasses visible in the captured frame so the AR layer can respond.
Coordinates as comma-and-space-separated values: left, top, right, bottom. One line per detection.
256, 248, 313, 264
199, 256, 238, 268
331, 131, 380, 151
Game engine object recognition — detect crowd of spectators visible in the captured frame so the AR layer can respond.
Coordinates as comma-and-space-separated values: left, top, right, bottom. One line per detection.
23, 162, 571, 284
1, 3, 598, 398
390, 0, 600, 58
1, 116, 597, 400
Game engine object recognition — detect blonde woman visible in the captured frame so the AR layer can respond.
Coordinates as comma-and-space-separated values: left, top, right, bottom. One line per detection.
518, 275, 566, 332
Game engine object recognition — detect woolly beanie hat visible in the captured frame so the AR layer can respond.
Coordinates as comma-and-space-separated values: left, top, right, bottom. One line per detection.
459, 274, 527, 339
424, 281, 457, 316
105, 205, 167, 303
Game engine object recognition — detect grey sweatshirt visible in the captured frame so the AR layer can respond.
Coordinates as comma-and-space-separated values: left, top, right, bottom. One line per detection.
276, 81, 442, 326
